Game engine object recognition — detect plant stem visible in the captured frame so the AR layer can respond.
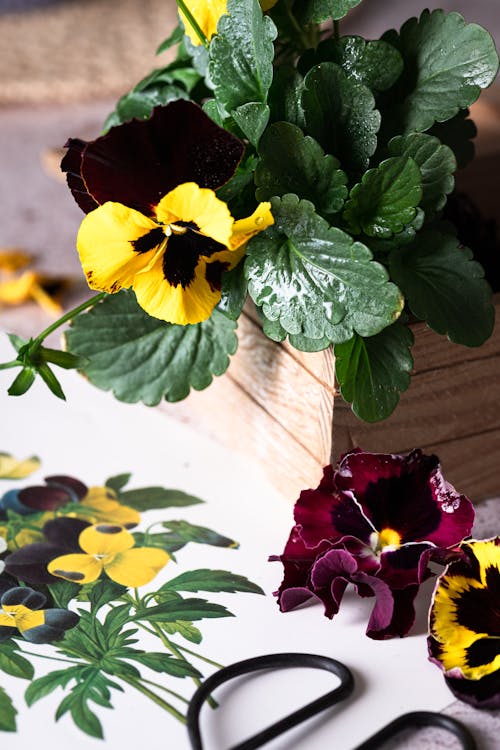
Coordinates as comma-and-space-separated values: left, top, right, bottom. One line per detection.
0, 360, 19, 370
334, 20, 340, 40
20, 650, 81, 665
175, 644, 224, 669
141, 678, 190, 705
175, 0, 209, 48
30, 292, 107, 348
119, 675, 186, 723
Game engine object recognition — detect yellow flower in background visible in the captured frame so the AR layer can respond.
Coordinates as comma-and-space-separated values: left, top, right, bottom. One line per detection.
180, 0, 278, 45
77, 182, 273, 325
76, 486, 140, 528
0, 453, 40, 479
0, 249, 72, 316
48, 523, 169, 587
0, 249, 33, 272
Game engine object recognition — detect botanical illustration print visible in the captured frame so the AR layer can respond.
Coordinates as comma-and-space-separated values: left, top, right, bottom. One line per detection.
0, 453, 263, 738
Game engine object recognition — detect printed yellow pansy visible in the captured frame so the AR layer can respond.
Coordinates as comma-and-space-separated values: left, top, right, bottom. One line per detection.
77, 182, 273, 325
0, 452, 40, 479
75, 486, 140, 528
48, 523, 169, 587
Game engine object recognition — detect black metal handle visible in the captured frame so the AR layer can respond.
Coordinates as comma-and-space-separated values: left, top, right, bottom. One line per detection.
186, 652, 355, 750
354, 710, 478, 750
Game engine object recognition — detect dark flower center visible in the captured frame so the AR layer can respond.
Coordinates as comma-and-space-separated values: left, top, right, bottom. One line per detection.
161, 221, 226, 289
454, 565, 500, 636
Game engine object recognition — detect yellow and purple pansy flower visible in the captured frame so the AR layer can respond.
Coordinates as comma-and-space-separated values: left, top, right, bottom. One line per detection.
272, 449, 475, 639
0, 585, 78, 644
62, 100, 273, 325
428, 537, 500, 708
179, 0, 278, 46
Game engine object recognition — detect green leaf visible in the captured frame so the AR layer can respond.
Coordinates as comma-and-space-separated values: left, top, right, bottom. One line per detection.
255, 122, 348, 216
8, 367, 35, 396
231, 102, 270, 147
162, 520, 238, 549
268, 66, 305, 129
343, 156, 422, 238
209, 0, 276, 112
162, 620, 202, 644
0, 642, 34, 680
382, 9, 499, 134
134, 597, 233, 623
299, 37, 403, 92
25, 668, 77, 706
88, 580, 128, 613
245, 194, 403, 343
334, 323, 414, 422
125, 653, 202, 678
37, 363, 66, 400
105, 473, 132, 493
133, 531, 186, 555
302, 63, 380, 175
299, 0, 362, 23
48, 580, 82, 609
0, 687, 16, 732
217, 262, 248, 321
429, 109, 477, 169
260, 314, 331, 351
388, 133, 456, 217
389, 230, 495, 346
7, 333, 28, 352
363, 208, 425, 256
40, 348, 87, 370
56, 686, 104, 739
216, 155, 258, 206
162, 569, 264, 595
119, 487, 204, 511
156, 25, 184, 55
65, 291, 238, 405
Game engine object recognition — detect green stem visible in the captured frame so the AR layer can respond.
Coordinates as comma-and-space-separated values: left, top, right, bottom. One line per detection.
19, 650, 82, 665
175, 644, 224, 669
334, 19, 340, 40
119, 675, 186, 723
141, 678, 190, 705
0, 361, 19, 371
30, 292, 107, 348
175, 0, 209, 48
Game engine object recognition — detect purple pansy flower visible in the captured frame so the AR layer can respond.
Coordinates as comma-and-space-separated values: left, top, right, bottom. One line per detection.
0, 586, 79, 643
273, 449, 475, 639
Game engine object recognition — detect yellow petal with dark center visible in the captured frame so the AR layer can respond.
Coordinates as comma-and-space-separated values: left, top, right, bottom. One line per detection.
0, 452, 40, 479
229, 202, 274, 250
104, 548, 170, 587
0, 613, 15, 627
179, 0, 227, 45
15, 608, 45, 634
155, 183, 234, 247
471, 539, 500, 586
48, 553, 102, 584
78, 524, 135, 556
80, 488, 140, 528
132, 251, 222, 324
77, 202, 163, 294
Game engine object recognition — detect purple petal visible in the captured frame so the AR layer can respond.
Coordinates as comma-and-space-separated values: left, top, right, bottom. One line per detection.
45, 475, 88, 501
272, 526, 330, 612
1, 586, 46, 610
61, 101, 245, 216
4, 543, 71, 584
380, 542, 434, 588
366, 584, 419, 639
18, 485, 72, 512
42, 517, 90, 550
310, 548, 358, 618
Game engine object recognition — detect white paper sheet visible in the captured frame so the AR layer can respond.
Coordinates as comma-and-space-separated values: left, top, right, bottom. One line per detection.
0, 335, 453, 749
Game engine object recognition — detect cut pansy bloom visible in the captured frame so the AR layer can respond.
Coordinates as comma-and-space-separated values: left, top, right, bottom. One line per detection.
428, 538, 500, 709
62, 102, 273, 324
272, 449, 475, 639
0, 586, 79, 644
48, 523, 169, 587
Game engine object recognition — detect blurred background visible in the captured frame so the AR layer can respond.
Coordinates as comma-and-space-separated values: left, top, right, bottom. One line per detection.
0, 0, 499, 335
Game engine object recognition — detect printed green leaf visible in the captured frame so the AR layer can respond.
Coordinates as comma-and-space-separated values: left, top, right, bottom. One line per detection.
245, 194, 403, 343
231, 102, 270, 147
302, 63, 380, 175
299, 37, 403, 92
217, 262, 248, 321
65, 291, 238, 405
209, 0, 276, 112
25, 668, 78, 706
255, 122, 348, 215
133, 531, 187, 555
55, 684, 105, 739
0, 642, 34, 680
119, 487, 204, 511
126, 653, 202, 678
0, 687, 16, 732
389, 230, 495, 346
382, 9, 499, 134
134, 598, 233, 623
429, 109, 477, 169
162, 621, 203, 644
343, 156, 422, 238
162, 569, 264, 595
299, 0, 362, 23
105, 473, 132, 493
161, 520, 238, 549
88, 580, 128, 613
388, 133, 456, 216
48, 580, 84, 609
334, 323, 414, 422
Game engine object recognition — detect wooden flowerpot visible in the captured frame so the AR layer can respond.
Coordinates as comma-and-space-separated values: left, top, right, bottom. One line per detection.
160, 99, 500, 504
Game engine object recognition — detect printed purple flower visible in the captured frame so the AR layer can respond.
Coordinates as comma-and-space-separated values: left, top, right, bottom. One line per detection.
428, 538, 500, 709
0, 586, 79, 643
273, 449, 475, 639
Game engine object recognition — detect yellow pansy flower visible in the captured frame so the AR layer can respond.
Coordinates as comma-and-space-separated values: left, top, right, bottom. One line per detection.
180, 0, 278, 46
77, 182, 273, 325
0, 453, 40, 479
48, 523, 169, 587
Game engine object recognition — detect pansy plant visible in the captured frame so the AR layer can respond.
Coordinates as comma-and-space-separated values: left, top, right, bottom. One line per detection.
1, 0, 497, 420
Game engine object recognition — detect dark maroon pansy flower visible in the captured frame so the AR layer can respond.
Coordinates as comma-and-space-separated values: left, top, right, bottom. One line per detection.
0, 474, 87, 517
273, 449, 475, 639
4, 517, 90, 584
61, 100, 245, 217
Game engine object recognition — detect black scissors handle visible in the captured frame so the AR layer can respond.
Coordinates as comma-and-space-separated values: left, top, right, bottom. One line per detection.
186, 652, 354, 750
354, 710, 478, 750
